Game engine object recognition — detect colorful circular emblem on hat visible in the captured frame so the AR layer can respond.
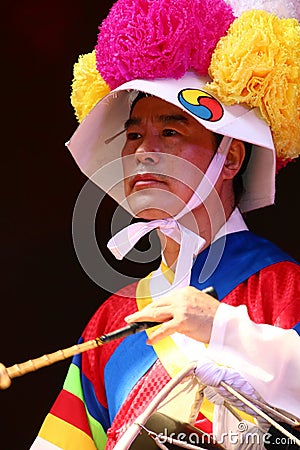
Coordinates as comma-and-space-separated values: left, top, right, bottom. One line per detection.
178, 89, 223, 122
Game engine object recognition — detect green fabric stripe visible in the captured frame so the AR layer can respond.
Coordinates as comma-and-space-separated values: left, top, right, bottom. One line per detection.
63, 363, 107, 450
63, 363, 84, 400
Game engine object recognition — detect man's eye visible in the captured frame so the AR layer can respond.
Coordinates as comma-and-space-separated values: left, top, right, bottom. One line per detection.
126, 132, 142, 140
162, 129, 178, 137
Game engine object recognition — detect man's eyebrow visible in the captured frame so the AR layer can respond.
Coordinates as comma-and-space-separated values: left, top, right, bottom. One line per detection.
158, 114, 189, 124
124, 114, 189, 129
124, 117, 141, 129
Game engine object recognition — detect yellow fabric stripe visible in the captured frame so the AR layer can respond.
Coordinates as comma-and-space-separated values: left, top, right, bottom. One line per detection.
200, 397, 214, 423
235, 409, 255, 423
161, 261, 175, 284
136, 269, 189, 378
136, 265, 255, 425
39, 413, 98, 450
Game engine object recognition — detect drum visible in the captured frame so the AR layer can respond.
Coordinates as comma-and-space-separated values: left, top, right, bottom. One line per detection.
130, 412, 224, 449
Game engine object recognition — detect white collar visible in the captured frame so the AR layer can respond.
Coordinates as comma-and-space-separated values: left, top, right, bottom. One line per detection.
213, 207, 248, 243
159, 208, 247, 269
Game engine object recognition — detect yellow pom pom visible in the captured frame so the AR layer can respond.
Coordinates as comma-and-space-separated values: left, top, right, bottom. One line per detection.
71, 51, 111, 123
207, 10, 300, 160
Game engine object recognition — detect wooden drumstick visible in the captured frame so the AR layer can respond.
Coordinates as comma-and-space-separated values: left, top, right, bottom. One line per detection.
0, 288, 217, 389
0, 321, 160, 390
1, 338, 101, 388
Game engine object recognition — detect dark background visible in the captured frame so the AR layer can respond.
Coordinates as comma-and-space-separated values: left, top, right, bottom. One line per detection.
1, 1, 299, 448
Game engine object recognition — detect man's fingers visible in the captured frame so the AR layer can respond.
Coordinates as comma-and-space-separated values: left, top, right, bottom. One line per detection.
125, 307, 173, 323
146, 321, 177, 345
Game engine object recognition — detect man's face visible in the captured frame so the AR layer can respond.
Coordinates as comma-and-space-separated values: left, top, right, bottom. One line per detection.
122, 96, 217, 219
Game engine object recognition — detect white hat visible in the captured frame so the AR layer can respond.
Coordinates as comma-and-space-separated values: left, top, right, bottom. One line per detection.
67, 71, 275, 213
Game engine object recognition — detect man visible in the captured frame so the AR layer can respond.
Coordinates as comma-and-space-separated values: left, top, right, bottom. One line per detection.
25, 0, 299, 448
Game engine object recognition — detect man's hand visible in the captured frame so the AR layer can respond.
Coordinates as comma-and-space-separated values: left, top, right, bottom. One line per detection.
125, 286, 219, 344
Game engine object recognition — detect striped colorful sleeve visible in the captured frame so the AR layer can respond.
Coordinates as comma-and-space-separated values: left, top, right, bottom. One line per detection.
30, 339, 109, 450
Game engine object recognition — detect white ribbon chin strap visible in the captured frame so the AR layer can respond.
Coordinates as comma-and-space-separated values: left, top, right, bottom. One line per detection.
108, 136, 232, 289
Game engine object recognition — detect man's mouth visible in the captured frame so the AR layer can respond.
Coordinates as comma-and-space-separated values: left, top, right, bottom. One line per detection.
129, 173, 168, 189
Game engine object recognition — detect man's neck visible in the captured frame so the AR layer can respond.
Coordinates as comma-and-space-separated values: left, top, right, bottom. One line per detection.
159, 203, 237, 270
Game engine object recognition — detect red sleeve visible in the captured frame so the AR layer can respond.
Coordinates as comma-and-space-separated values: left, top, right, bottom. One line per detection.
223, 261, 300, 328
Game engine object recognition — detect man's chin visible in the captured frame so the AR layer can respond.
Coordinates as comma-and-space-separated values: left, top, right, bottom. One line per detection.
126, 191, 186, 219
135, 208, 173, 220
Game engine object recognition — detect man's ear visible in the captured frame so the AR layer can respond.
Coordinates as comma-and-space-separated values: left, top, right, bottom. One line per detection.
223, 139, 245, 180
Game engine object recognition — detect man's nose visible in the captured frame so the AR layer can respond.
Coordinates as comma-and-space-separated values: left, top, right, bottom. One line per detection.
134, 136, 160, 164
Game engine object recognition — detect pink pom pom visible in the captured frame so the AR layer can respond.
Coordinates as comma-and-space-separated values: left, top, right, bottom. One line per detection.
276, 157, 295, 173
96, 0, 234, 89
